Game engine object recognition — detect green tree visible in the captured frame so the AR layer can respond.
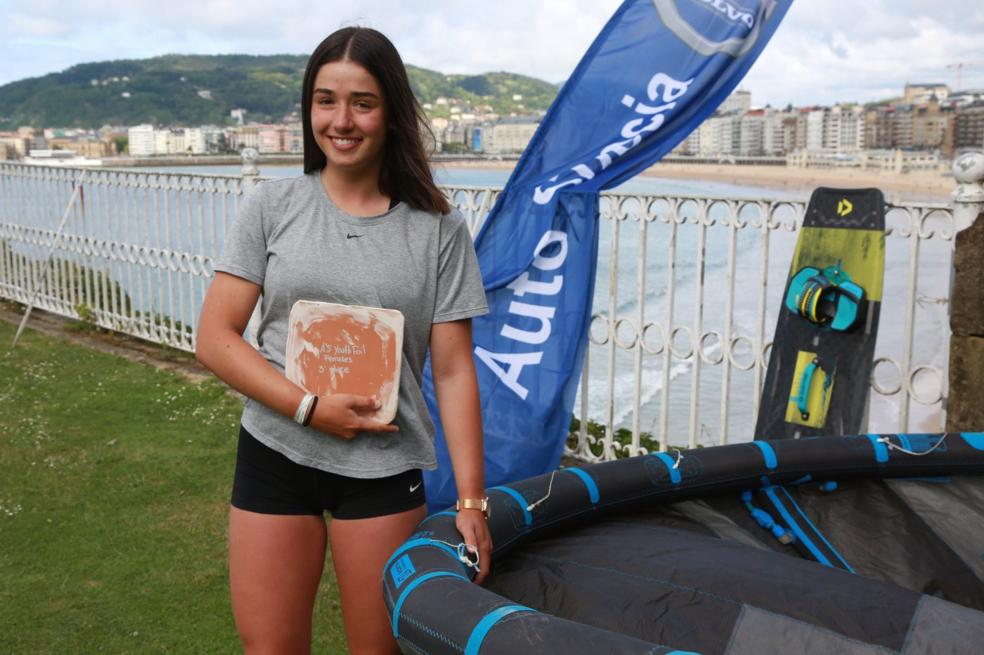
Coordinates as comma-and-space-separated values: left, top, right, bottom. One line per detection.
111, 135, 128, 154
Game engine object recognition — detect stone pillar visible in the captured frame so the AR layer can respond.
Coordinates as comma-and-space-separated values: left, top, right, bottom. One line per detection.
946, 151, 984, 431
240, 147, 260, 195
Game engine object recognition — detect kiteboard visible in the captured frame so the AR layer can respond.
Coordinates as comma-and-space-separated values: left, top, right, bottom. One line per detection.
754, 187, 885, 440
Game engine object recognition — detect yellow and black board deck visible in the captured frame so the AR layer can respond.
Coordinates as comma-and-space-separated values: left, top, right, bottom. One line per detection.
754, 187, 885, 440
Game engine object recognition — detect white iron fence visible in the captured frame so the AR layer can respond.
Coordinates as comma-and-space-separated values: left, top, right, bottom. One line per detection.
0, 161, 957, 458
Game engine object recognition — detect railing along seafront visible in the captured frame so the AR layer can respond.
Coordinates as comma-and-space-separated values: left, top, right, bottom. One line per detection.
0, 157, 972, 460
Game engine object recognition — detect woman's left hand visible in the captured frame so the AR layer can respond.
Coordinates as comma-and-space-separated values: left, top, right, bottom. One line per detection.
455, 509, 492, 585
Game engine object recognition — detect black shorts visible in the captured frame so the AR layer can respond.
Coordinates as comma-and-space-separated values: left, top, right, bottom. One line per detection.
231, 425, 425, 520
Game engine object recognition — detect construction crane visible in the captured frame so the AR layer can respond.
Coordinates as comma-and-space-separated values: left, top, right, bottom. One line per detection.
945, 61, 984, 90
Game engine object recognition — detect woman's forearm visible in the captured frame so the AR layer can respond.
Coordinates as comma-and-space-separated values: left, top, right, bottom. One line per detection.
196, 326, 306, 420
434, 367, 485, 499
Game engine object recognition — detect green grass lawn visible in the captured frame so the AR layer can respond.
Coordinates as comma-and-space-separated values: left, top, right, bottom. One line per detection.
0, 321, 347, 653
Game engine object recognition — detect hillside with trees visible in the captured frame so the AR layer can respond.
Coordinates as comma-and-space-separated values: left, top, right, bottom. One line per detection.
0, 55, 559, 129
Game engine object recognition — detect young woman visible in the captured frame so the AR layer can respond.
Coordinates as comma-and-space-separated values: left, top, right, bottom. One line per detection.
196, 27, 491, 654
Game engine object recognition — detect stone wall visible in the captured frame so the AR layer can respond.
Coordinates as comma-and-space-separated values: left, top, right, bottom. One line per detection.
946, 210, 984, 431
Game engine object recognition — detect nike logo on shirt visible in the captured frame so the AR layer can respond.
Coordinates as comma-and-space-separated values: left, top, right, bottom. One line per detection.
346, 233, 363, 239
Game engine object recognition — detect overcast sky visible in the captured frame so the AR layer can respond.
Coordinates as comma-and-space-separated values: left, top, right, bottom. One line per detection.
2, 0, 983, 107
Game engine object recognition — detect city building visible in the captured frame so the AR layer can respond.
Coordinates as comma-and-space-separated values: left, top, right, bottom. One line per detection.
903, 83, 949, 105
891, 107, 914, 150
911, 97, 954, 155
699, 114, 738, 155
230, 125, 261, 151
954, 103, 984, 151
128, 124, 155, 156
738, 110, 765, 155
183, 128, 207, 155
805, 109, 825, 151
718, 89, 752, 115
47, 136, 116, 159
822, 105, 865, 152
864, 107, 894, 150
257, 124, 286, 154
0, 132, 30, 159
483, 117, 540, 154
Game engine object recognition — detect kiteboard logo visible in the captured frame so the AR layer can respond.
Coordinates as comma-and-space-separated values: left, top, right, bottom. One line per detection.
652, 0, 778, 57
837, 198, 853, 217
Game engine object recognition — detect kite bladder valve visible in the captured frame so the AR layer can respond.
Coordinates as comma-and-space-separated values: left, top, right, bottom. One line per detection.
741, 490, 795, 545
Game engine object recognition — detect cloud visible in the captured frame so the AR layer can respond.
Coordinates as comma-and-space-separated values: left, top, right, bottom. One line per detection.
744, 0, 984, 105
0, 0, 621, 84
2, 0, 982, 106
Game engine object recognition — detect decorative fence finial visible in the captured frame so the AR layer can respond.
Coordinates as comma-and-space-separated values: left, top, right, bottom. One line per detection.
951, 151, 984, 233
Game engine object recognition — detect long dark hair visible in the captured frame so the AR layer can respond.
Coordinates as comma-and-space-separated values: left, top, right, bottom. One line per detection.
301, 27, 450, 215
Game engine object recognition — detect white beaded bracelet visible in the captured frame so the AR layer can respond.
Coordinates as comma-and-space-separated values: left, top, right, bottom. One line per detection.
293, 393, 316, 425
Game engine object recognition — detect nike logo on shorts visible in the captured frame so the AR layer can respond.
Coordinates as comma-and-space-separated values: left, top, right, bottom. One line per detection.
409, 481, 422, 493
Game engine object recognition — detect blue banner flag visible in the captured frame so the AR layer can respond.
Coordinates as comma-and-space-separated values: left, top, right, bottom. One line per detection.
424, 0, 793, 511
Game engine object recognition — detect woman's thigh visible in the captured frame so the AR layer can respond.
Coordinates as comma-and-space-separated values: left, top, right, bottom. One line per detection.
229, 507, 327, 655
329, 505, 427, 655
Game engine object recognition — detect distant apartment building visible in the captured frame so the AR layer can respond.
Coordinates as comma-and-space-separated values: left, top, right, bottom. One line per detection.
257, 125, 285, 154
231, 125, 261, 151
699, 114, 738, 155
891, 108, 914, 150
47, 137, 116, 159
429, 117, 450, 151
183, 128, 207, 155
673, 127, 700, 156
128, 124, 156, 156
484, 117, 539, 154
738, 110, 765, 155
154, 128, 187, 155
127, 124, 211, 156
718, 89, 752, 115
439, 123, 471, 151
954, 103, 984, 151
695, 119, 714, 156
822, 105, 865, 152
864, 107, 894, 150
903, 82, 948, 105
912, 98, 954, 155
949, 89, 984, 107
778, 113, 802, 153
201, 126, 228, 154
287, 124, 303, 153
0, 132, 30, 159
805, 109, 825, 151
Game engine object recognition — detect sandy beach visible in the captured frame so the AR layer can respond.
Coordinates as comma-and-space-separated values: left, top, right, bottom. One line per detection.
643, 162, 954, 200
438, 158, 956, 201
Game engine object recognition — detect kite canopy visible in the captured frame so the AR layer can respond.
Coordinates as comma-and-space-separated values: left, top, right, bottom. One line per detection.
384, 433, 984, 654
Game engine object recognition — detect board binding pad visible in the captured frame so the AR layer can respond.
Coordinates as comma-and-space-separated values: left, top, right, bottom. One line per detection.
755, 187, 885, 440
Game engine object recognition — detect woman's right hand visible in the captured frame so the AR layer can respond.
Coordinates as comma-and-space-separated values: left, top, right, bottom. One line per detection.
309, 394, 400, 439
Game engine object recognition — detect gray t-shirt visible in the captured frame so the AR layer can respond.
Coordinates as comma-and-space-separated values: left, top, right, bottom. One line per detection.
213, 172, 488, 478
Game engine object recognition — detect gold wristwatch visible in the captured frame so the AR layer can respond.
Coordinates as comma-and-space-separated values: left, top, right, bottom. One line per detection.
455, 497, 490, 519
